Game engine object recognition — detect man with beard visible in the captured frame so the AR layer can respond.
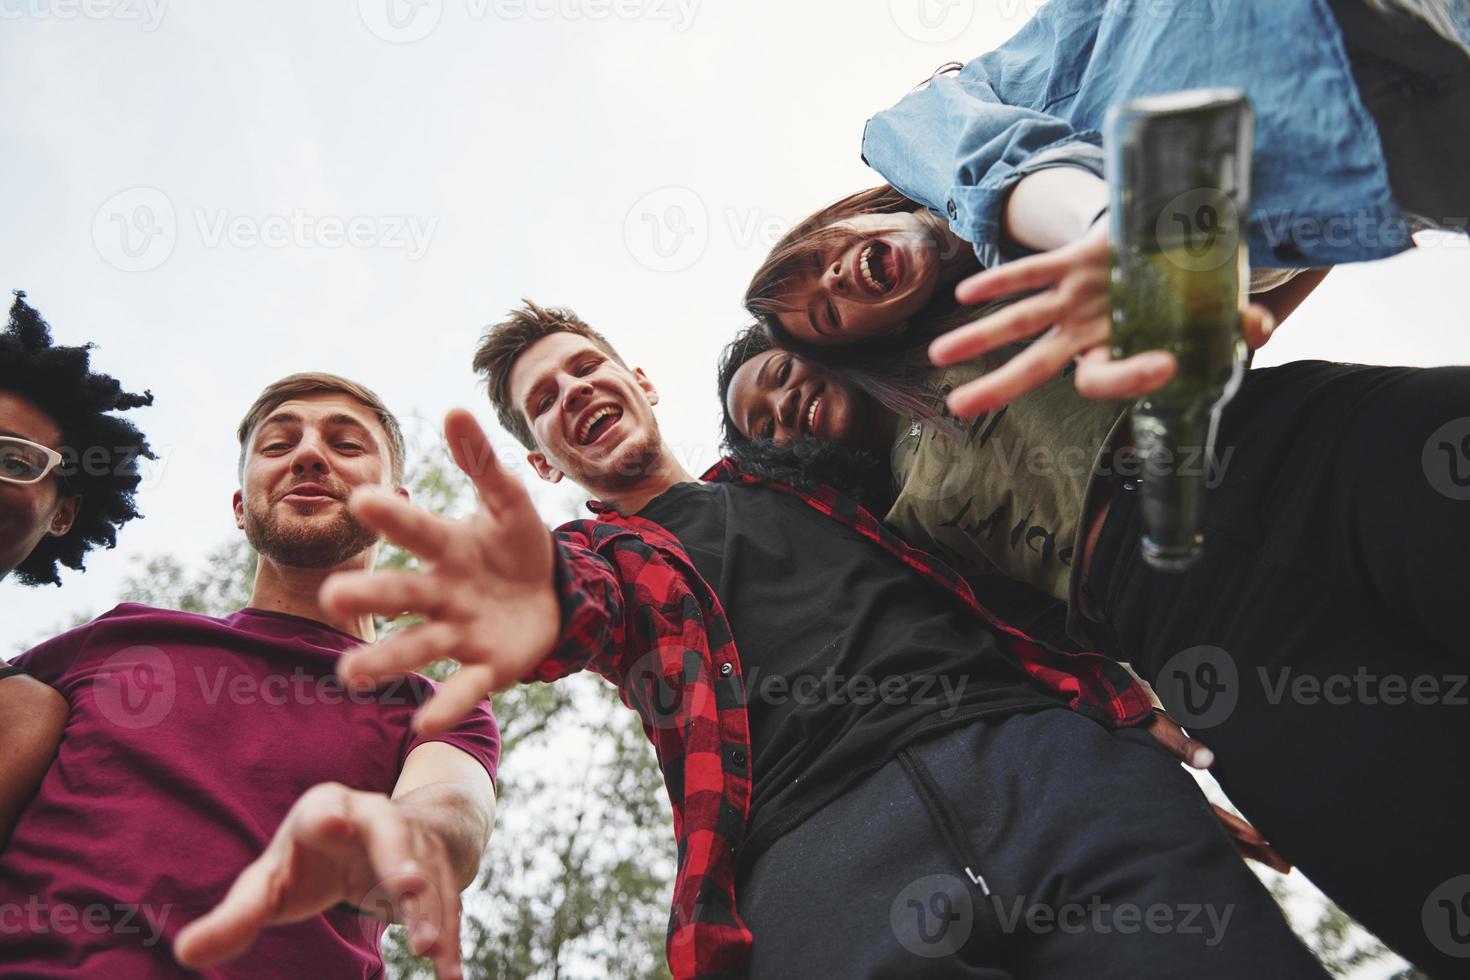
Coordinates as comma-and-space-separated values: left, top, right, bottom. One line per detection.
0, 373, 500, 980
319, 303, 1325, 979
0, 291, 153, 844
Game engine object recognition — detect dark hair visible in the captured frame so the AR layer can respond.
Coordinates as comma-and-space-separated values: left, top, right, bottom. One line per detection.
0, 291, 155, 586
715, 326, 900, 511
473, 300, 628, 450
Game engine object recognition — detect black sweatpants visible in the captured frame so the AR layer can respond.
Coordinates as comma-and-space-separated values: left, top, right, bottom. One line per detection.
1087, 360, 1470, 977
737, 709, 1328, 979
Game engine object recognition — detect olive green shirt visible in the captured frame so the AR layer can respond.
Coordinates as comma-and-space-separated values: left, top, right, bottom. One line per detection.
885, 354, 1129, 646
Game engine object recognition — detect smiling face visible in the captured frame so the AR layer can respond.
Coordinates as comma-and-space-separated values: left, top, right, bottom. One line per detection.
234, 392, 399, 569
507, 331, 664, 493
773, 211, 945, 346
0, 391, 79, 583
725, 349, 879, 450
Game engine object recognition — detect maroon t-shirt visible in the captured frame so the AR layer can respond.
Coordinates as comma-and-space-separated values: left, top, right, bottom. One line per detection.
0, 603, 501, 978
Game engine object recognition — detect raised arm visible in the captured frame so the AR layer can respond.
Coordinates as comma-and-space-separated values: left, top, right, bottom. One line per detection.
320, 409, 627, 734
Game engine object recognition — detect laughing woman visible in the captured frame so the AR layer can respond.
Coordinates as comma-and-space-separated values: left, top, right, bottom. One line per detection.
831, 0, 1470, 410
717, 310, 1470, 974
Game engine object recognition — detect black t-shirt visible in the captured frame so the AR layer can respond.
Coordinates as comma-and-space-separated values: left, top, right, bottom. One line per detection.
638, 481, 1062, 873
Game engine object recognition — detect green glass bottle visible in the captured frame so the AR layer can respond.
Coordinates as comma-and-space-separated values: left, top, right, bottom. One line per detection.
1104, 88, 1252, 572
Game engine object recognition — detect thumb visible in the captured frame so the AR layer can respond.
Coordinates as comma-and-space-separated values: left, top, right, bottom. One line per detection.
173, 856, 281, 968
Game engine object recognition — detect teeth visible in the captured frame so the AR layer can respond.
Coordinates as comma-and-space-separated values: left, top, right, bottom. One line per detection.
859, 243, 883, 292
578, 405, 620, 443
805, 395, 821, 432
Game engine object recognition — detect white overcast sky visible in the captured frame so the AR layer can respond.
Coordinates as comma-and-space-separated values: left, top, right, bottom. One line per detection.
4, 0, 1469, 646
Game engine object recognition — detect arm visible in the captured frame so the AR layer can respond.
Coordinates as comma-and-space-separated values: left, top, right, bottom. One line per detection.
173, 742, 496, 979
320, 409, 628, 733
0, 671, 68, 845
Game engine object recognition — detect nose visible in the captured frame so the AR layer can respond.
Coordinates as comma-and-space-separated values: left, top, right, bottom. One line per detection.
822, 257, 848, 296
775, 385, 800, 438
289, 433, 330, 475
561, 374, 595, 416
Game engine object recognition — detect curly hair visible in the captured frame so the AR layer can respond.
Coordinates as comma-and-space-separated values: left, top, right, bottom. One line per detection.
715, 326, 897, 512
0, 291, 155, 586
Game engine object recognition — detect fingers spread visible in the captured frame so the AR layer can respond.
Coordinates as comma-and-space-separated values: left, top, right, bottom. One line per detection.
173, 855, 281, 968
348, 488, 454, 559
953, 249, 1070, 305
930, 291, 1066, 367
1074, 348, 1177, 401
337, 621, 463, 689
321, 570, 446, 622
444, 410, 535, 518
414, 664, 498, 736
943, 327, 1076, 417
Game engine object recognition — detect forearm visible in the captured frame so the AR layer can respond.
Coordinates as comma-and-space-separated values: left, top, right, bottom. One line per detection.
0, 676, 68, 843
391, 781, 495, 890
1002, 166, 1109, 253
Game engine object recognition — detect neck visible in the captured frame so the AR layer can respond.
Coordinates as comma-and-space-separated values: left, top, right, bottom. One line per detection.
593, 443, 697, 516
247, 551, 378, 641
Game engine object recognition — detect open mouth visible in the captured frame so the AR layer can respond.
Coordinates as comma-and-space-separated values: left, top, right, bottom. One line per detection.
576, 404, 624, 446
801, 386, 825, 436
858, 240, 899, 295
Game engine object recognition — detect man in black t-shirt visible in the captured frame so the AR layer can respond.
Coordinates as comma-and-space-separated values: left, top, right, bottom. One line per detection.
321, 302, 1328, 979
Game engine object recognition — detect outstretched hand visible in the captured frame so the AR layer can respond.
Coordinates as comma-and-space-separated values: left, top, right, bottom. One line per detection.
1145, 711, 1292, 874
930, 221, 1276, 417
174, 783, 466, 978
322, 409, 560, 735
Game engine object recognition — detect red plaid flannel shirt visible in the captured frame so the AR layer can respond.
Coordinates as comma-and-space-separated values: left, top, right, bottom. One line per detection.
522, 458, 1153, 979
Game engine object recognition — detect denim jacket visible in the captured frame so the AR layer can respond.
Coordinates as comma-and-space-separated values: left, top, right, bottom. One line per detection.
861, 0, 1423, 269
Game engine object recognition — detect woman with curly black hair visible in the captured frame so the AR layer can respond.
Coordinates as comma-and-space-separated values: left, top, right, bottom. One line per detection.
0, 289, 154, 843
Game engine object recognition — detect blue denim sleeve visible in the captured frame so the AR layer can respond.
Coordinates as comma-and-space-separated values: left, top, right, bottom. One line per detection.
861, 71, 1104, 270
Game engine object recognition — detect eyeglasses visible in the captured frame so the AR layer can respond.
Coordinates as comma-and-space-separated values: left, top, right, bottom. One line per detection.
0, 437, 64, 486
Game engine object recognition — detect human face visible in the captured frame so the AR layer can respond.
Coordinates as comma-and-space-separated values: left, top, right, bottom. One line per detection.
233, 393, 400, 569
0, 391, 79, 583
725, 350, 876, 450
774, 211, 944, 346
507, 331, 663, 492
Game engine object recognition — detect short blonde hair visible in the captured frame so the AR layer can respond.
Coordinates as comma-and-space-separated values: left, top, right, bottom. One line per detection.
236, 372, 406, 481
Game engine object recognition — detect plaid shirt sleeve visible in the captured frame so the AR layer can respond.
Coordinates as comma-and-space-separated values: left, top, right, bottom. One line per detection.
521, 521, 628, 685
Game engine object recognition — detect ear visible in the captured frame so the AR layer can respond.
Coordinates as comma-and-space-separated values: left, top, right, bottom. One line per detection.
232, 489, 246, 530
46, 495, 81, 538
527, 450, 563, 485
634, 367, 658, 406
393, 484, 411, 502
